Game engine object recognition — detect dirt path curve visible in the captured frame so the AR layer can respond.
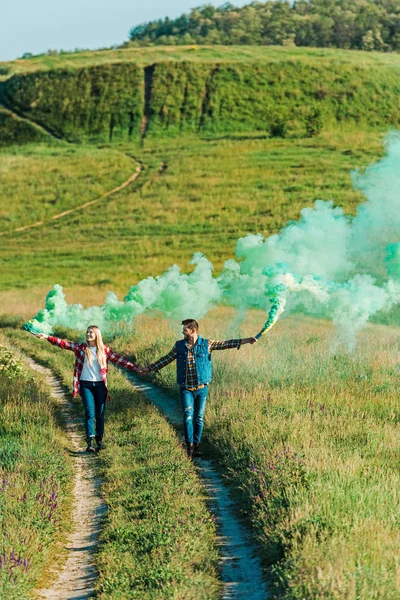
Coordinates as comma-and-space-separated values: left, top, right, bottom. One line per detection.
0, 162, 143, 237
25, 357, 106, 600
127, 374, 270, 600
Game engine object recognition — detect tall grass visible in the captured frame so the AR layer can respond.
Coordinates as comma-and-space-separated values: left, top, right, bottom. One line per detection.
117, 309, 400, 598
0, 334, 73, 599
5, 326, 221, 599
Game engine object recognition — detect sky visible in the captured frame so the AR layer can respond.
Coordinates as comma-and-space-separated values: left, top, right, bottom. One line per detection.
1, 0, 249, 62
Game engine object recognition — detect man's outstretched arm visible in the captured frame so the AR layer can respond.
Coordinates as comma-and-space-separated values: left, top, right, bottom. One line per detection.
209, 337, 257, 352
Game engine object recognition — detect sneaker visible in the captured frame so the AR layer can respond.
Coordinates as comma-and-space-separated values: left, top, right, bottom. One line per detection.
86, 437, 96, 453
96, 438, 105, 451
186, 442, 194, 459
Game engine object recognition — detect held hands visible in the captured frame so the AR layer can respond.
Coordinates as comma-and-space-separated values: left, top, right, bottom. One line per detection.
136, 366, 150, 376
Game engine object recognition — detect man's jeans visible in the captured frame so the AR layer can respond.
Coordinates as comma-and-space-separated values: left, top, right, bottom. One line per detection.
80, 380, 107, 440
180, 386, 209, 444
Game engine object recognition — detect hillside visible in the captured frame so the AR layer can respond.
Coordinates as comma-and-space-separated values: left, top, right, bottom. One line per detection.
0, 129, 384, 299
1, 46, 400, 143
3, 45, 400, 79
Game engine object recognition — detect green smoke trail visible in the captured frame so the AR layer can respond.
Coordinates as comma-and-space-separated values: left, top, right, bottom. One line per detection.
254, 296, 286, 339
25, 133, 400, 347
25, 254, 222, 336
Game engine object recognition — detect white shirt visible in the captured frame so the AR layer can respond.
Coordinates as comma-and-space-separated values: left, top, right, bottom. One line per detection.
80, 347, 103, 381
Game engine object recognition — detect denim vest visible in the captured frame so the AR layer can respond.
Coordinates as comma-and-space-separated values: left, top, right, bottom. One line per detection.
176, 336, 212, 387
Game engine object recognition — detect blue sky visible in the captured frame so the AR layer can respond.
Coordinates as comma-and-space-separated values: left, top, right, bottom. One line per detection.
1, 0, 249, 62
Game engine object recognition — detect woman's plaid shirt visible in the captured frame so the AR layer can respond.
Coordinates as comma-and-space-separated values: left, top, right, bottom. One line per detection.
148, 338, 241, 390
47, 336, 139, 398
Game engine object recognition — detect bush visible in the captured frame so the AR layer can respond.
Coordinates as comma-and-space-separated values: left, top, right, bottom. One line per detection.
268, 107, 289, 138
0, 345, 26, 380
2, 58, 400, 143
303, 104, 325, 137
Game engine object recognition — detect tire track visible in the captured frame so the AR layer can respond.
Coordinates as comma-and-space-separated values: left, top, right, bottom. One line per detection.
0, 100, 167, 238
0, 161, 143, 237
24, 357, 106, 600
126, 374, 270, 600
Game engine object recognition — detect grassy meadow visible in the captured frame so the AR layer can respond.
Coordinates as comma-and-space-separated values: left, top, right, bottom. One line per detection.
0, 145, 137, 233
117, 310, 400, 599
4, 325, 220, 599
1, 40, 399, 596
0, 127, 385, 297
0, 334, 73, 599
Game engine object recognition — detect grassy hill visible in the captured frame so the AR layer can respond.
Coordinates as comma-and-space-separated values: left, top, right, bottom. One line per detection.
0, 44, 391, 311
3, 45, 400, 77
1, 45, 400, 143
0, 128, 384, 306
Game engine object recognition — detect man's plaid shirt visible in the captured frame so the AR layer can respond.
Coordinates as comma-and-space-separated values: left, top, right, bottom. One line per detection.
148, 338, 241, 390
47, 336, 139, 398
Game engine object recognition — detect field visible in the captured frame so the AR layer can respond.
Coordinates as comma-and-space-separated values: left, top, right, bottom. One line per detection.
1, 43, 400, 599
126, 310, 400, 598
0, 128, 385, 298
0, 336, 73, 599
3, 45, 400, 78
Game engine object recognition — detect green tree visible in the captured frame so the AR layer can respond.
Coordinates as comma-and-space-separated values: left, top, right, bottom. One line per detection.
128, 0, 400, 51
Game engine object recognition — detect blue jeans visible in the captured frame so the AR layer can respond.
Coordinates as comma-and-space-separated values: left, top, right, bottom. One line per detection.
180, 386, 209, 444
80, 381, 107, 440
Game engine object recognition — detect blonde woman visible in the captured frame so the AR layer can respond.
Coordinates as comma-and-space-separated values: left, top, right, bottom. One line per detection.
36, 325, 139, 452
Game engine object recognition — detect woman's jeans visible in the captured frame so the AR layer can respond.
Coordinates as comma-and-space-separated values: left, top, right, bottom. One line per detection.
180, 386, 209, 444
80, 380, 107, 440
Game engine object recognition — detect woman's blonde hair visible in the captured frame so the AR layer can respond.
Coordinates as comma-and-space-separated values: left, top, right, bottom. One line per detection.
85, 325, 106, 369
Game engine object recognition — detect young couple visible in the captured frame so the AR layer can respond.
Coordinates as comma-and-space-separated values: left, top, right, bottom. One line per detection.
35, 320, 257, 457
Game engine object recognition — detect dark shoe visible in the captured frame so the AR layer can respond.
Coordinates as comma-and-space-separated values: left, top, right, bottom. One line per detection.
86, 437, 96, 453
193, 443, 201, 457
96, 438, 105, 451
186, 442, 194, 459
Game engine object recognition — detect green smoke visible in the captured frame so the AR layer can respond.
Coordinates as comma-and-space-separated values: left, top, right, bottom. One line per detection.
26, 133, 400, 348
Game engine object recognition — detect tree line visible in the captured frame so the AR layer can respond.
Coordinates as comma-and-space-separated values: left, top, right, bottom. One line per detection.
129, 0, 400, 52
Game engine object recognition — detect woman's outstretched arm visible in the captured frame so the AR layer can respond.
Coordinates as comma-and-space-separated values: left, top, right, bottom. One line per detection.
37, 333, 78, 352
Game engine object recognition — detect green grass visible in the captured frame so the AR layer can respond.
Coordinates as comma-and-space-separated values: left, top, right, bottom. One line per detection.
0, 121, 398, 597
0, 334, 73, 599
0, 107, 50, 147
3, 45, 400, 79
0, 145, 137, 232
0, 128, 385, 297
117, 309, 400, 599
2, 45, 400, 142
5, 326, 220, 599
